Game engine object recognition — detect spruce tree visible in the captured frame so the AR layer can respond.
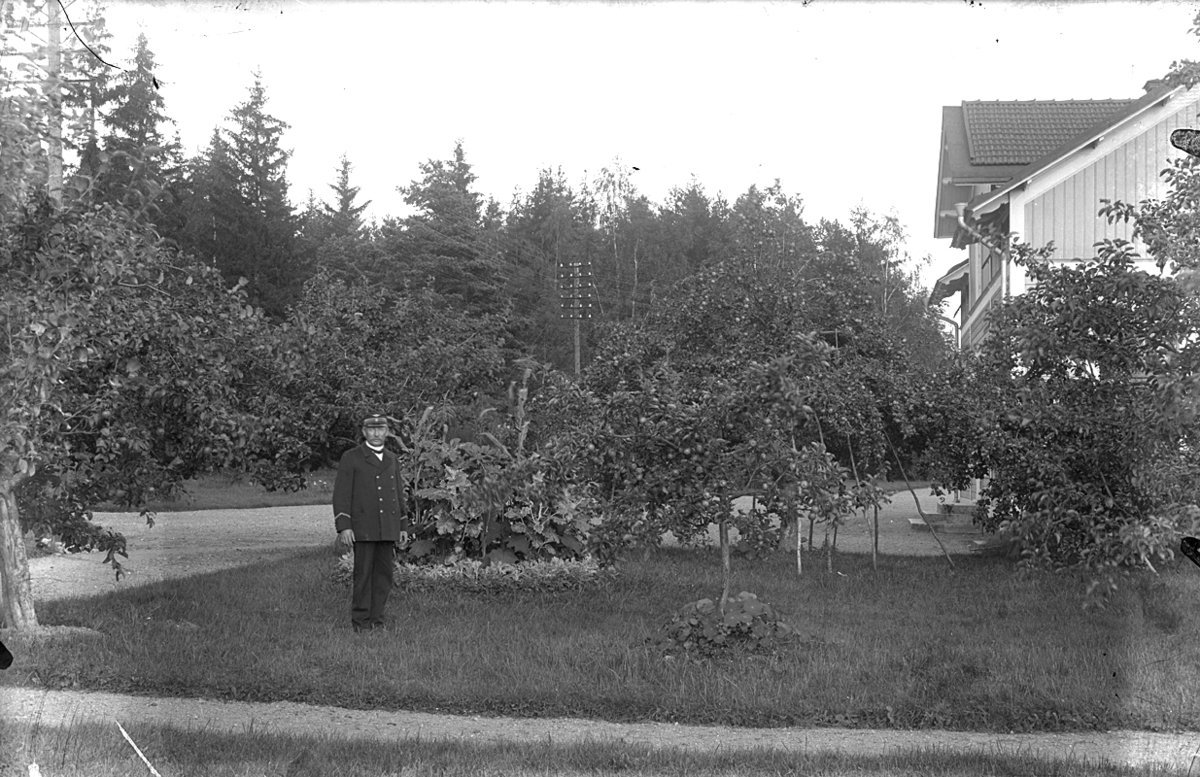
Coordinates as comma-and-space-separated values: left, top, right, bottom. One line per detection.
226, 74, 299, 315
390, 141, 502, 314
95, 33, 184, 228
179, 73, 300, 316
296, 155, 384, 282
179, 128, 243, 273
324, 153, 370, 238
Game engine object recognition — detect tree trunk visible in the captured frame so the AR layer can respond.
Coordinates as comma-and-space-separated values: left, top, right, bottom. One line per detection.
824, 522, 832, 574
631, 236, 639, 319
0, 485, 38, 630
718, 506, 731, 614
795, 510, 803, 578
872, 503, 879, 572
785, 491, 801, 576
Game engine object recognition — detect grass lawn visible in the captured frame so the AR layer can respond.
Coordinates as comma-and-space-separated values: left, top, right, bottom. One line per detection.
1, 720, 1188, 777
6, 540, 1200, 734
94, 469, 339, 513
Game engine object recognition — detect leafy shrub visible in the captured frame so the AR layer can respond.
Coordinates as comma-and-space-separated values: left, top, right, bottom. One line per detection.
400, 375, 599, 567
15, 471, 127, 556
332, 554, 614, 594
403, 435, 594, 565
936, 240, 1200, 580
653, 592, 796, 657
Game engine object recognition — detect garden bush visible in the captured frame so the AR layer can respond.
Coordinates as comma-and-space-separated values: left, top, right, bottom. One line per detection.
398, 374, 599, 567
653, 591, 796, 657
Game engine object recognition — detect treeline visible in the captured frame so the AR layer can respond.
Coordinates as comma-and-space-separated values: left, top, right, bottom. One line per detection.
2, 13, 955, 521
3, 8, 973, 631
2, 22, 944, 376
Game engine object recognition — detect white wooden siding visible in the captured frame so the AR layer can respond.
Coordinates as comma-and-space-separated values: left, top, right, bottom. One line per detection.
1024, 100, 1200, 259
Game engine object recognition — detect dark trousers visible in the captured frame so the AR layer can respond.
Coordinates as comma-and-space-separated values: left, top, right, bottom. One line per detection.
351, 541, 395, 629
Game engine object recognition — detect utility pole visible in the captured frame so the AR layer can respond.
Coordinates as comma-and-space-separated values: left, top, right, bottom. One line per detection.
558, 260, 594, 377
46, 0, 63, 205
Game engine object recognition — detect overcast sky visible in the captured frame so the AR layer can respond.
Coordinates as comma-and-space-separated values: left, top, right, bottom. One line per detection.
97, 0, 1200, 291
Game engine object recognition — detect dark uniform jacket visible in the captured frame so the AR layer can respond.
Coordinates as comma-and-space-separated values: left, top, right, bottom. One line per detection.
333, 444, 410, 541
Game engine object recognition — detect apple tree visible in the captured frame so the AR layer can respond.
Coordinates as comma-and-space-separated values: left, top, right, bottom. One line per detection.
535, 324, 862, 606
929, 233, 1200, 591
1, 190, 298, 630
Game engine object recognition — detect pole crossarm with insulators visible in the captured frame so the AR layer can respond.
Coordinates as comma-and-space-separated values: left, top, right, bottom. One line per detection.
558, 260, 594, 376
557, 260, 595, 320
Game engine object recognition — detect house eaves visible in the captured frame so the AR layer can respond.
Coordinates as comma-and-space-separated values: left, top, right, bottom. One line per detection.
929, 256, 969, 306
934, 100, 1131, 238
967, 83, 1184, 216
935, 106, 1029, 237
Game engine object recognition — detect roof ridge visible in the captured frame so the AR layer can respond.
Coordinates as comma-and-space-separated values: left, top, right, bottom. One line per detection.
962, 98, 1136, 106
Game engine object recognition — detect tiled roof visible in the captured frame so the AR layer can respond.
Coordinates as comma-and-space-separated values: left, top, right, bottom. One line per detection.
961, 99, 1137, 165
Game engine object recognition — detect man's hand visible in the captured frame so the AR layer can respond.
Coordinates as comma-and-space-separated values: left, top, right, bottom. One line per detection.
337, 529, 355, 550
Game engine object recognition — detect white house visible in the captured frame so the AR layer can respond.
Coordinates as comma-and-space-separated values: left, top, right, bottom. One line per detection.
930, 80, 1200, 350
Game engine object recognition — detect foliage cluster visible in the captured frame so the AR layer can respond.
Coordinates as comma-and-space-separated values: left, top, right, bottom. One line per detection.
930, 220, 1200, 585
398, 398, 596, 567
549, 353, 859, 554
653, 592, 797, 657
0, 193, 300, 623
301, 359, 616, 570
15, 471, 126, 559
531, 255, 944, 573
250, 271, 509, 476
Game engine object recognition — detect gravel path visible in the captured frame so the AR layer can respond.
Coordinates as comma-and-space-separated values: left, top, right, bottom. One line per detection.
4, 687, 1199, 771
6, 495, 1195, 771
22, 492, 977, 603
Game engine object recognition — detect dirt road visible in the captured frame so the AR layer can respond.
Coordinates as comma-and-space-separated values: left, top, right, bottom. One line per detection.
4, 686, 1199, 771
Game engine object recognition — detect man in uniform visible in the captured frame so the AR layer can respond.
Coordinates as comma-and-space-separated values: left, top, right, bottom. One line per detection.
333, 414, 411, 632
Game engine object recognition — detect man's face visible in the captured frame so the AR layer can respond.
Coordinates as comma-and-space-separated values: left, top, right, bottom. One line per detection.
363, 425, 388, 446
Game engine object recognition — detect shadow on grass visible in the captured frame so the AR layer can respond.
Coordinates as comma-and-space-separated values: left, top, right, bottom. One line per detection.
93, 469, 338, 513
3, 719, 1189, 777
6, 545, 1200, 733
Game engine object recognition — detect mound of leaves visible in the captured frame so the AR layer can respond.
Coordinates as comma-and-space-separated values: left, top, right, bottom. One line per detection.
654, 592, 796, 657
333, 554, 614, 594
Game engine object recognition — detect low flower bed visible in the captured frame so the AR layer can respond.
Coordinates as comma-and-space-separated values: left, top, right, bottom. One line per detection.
333, 554, 615, 594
